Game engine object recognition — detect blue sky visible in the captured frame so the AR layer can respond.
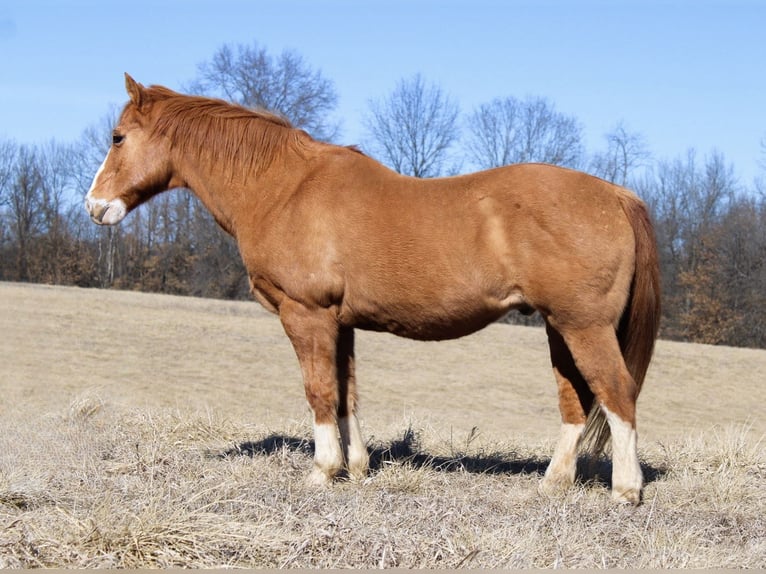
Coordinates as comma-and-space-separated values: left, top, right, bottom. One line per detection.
1, 0, 764, 183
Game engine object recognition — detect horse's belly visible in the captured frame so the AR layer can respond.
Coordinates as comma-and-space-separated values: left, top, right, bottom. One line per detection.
341, 288, 523, 341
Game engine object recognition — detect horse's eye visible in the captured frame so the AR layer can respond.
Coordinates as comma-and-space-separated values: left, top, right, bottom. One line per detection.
112, 133, 125, 146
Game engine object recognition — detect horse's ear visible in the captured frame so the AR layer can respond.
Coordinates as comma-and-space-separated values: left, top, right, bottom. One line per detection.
124, 73, 145, 108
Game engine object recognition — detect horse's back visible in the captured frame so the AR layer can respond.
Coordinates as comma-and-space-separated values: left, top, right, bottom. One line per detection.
317, 158, 638, 338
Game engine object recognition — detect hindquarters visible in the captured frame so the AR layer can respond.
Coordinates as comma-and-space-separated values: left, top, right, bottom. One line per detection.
535, 181, 660, 504
579, 190, 661, 457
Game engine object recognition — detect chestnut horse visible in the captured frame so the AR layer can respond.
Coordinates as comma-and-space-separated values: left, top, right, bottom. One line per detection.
86, 74, 660, 504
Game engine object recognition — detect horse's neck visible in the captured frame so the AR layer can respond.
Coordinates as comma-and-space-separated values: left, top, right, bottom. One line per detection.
172, 146, 298, 239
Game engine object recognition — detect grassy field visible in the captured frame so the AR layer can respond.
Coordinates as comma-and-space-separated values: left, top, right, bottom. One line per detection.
1, 281, 764, 568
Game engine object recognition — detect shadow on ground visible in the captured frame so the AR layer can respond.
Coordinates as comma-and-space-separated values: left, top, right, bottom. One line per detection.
220, 427, 668, 486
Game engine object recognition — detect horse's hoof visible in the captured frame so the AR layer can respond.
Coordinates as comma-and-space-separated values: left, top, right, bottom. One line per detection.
539, 475, 574, 497
306, 467, 335, 487
612, 488, 641, 506
346, 458, 370, 482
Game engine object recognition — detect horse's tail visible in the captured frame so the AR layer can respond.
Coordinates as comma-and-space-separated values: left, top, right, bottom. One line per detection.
581, 189, 662, 456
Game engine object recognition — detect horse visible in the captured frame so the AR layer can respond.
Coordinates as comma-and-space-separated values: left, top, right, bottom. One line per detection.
86, 74, 661, 504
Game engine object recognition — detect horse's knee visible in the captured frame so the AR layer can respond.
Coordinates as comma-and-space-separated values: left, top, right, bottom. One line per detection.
560, 327, 636, 420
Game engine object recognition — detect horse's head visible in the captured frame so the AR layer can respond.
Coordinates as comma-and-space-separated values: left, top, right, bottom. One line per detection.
85, 74, 177, 225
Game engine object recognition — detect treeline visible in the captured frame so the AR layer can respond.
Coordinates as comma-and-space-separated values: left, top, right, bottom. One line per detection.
0, 141, 249, 299
1, 42, 764, 348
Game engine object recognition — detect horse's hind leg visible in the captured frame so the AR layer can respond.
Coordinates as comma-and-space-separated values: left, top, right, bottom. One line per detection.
336, 327, 369, 480
560, 325, 643, 504
541, 324, 594, 494
279, 300, 344, 485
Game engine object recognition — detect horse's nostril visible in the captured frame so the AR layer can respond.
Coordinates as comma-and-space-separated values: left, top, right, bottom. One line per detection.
86, 199, 107, 223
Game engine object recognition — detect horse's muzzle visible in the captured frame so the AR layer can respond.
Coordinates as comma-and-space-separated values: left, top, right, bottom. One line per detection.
85, 197, 127, 226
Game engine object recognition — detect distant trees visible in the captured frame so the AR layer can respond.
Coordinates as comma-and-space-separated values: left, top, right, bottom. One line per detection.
636, 150, 766, 346
0, 139, 94, 286
464, 95, 584, 169
6, 144, 40, 281
362, 73, 460, 177
590, 122, 651, 186
2, 42, 766, 348
188, 41, 340, 142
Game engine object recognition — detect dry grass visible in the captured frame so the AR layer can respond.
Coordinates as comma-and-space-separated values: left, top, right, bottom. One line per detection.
1, 282, 764, 568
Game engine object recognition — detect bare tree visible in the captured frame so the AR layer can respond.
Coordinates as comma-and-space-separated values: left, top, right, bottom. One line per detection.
638, 149, 739, 342
713, 194, 766, 347
590, 121, 651, 186
464, 95, 584, 169
6, 145, 43, 281
0, 139, 17, 203
363, 73, 460, 177
0, 139, 18, 278
463, 96, 519, 168
34, 141, 77, 283
189, 42, 340, 141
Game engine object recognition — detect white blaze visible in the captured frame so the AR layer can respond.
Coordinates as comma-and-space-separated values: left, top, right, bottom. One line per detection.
84, 149, 127, 225
86, 149, 111, 199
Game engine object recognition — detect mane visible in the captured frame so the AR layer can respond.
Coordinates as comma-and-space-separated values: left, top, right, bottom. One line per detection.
145, 85, 306, 178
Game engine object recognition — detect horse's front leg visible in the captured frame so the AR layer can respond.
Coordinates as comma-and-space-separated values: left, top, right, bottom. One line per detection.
279, 299, 344, 485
